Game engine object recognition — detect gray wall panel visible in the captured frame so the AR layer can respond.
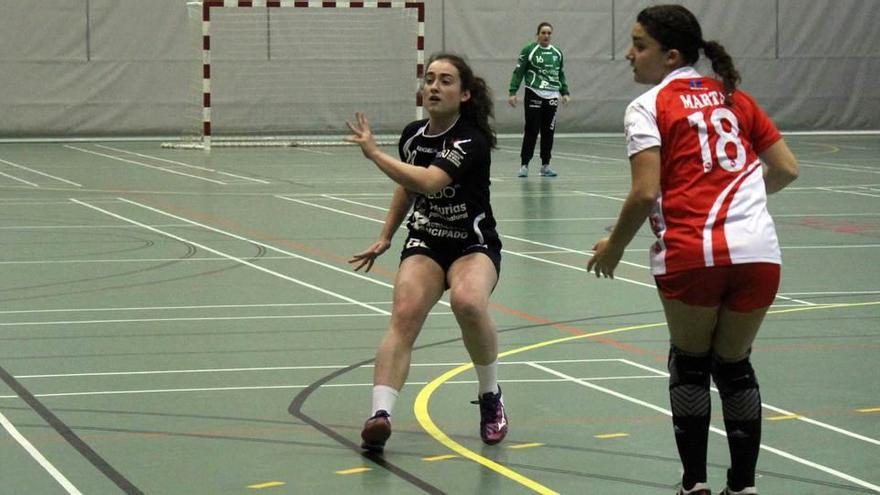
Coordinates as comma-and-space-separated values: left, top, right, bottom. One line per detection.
0, 0, 87, 61
0, 0, 877, 138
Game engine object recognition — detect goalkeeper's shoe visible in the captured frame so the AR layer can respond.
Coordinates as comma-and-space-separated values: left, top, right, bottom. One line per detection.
719, 487, 757, 495
360, 410, 391, 452
676, 481, 711, 495
472, 387, 508, 445
540, 165, 558, 177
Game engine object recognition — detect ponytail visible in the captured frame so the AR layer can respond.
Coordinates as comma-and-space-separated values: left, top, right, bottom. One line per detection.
702, 40, 740, 105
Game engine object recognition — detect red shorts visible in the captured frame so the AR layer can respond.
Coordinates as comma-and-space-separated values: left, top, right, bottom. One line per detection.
654, 263, 780, 312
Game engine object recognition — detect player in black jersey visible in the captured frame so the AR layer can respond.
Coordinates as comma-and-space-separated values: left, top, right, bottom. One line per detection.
346, 53, 508, 452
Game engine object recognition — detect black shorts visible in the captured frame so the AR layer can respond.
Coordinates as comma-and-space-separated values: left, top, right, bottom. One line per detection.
400, 237, 501, 278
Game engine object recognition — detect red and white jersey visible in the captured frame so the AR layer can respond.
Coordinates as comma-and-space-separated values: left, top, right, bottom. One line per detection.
624, 67, 782, 275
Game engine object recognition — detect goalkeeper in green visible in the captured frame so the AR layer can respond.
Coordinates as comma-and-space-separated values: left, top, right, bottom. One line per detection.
508, 21, 570, 177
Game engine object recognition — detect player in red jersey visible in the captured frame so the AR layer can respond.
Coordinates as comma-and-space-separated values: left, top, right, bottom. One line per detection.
587, 5, 798, 495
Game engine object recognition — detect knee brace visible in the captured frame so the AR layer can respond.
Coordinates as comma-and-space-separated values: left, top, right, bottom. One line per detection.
668, 346, 712, 417
712, 355, 761, 421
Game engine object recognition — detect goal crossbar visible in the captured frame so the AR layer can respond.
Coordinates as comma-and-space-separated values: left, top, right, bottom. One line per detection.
179, 0, 425, 150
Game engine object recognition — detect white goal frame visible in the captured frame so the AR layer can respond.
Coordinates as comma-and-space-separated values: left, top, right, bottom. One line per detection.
183, 0, 425, 150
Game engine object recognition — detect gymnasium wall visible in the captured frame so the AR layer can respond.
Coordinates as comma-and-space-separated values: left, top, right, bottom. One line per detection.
0, 0, 877, 138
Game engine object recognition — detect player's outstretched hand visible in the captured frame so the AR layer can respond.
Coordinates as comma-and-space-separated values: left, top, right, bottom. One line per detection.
507, 95, 517, 108
345, 112, 379, 159
586, 237, 623, 279
349, 239, 391, 272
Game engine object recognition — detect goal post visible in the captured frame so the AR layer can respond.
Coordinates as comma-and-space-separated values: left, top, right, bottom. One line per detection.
166, 0, 425, 150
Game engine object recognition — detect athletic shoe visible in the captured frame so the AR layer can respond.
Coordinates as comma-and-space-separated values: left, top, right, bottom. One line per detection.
718, 487, 757, 495
539, 166, 558, 177
471, 386, 508, 445
675, 481, 711, 494
517, 165, 528, 177
360, 410, 391, 452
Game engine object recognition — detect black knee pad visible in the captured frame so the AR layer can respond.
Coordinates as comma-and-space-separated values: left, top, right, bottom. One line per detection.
711, 355, 759, 398
668, 346, 711, 388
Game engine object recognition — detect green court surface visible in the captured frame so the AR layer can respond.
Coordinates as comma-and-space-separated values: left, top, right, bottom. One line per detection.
0, 135, 878, 494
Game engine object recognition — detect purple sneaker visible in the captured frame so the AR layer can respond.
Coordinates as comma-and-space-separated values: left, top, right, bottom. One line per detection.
472, 387, 508, 445
360, 410, 391, 452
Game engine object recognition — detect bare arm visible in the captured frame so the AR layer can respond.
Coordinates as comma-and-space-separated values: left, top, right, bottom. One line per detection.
349, 185, 414, 272
346, 112, 452, 195
760, 138, 798, 194
587, 147, 661, 278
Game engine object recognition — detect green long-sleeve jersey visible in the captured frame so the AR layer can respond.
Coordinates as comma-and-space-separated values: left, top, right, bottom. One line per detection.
508, 42, 569, 96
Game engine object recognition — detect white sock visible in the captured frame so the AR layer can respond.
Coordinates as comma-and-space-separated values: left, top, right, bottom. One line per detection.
371, 385, 399, 416
474, 360, 499, 396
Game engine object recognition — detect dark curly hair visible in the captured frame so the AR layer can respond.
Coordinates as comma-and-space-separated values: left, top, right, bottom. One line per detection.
425, 52, 497, 149
637, 4, 740, 104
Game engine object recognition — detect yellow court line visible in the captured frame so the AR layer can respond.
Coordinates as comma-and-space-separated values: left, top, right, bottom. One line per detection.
423, 454, 458, 461
413, 301, 880, 494
595, 433, 629, 439
857, 407, 880, 413
414, 322, 665, 495
768, 414, 802, 421
509, 442, 545, 449
335, 467, 371, 475
247, 481, 285, 489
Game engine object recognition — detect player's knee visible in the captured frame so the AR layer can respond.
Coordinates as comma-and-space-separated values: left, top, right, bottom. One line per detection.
711, 354, 759, 397
668, 346, 711, 388
449, 290, 486, 322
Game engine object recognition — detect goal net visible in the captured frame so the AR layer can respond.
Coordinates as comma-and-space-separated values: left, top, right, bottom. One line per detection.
166, 0, 424, 150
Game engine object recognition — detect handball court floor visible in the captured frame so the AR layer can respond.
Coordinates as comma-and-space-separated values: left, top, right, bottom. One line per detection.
0, 134, 877, 494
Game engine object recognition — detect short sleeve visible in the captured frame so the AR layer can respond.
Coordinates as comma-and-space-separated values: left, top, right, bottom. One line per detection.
431, 133, 487, 181
624, 100, 661, 157
740, 92, 781, 155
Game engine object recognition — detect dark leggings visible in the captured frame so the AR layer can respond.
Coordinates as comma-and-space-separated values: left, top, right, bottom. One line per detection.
519, 88, 559, 166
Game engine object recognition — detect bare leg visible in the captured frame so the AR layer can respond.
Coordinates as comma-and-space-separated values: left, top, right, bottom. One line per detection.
373, 255, 446, 390
447, 253, 499, 366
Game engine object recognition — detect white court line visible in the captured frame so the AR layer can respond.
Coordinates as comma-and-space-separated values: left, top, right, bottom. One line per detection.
0, 223, 190, 230
774, 212, 880, 217
0, 256, 301, 266
0, 157, 82, 187
528, 362, 880, 493
773, 295, 815, 306
0, 411, 82, 494
779, 290, 880, 296
817, 187, 880, 199
0, 377, 668, 400
496, 145, 625, 164
94, 144, 270, 184
571, 190, 627, 202
798, 161, 880, 175
13, 358, 627, 379
64, 145, 227, 185
0, 170, 39, 187
501, 233, 650, 270
112, 197, 433, 307
0, 312, 449, 327
0, 302, 392, 315
71, 198, 389, 315
618, 359, 880, 447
